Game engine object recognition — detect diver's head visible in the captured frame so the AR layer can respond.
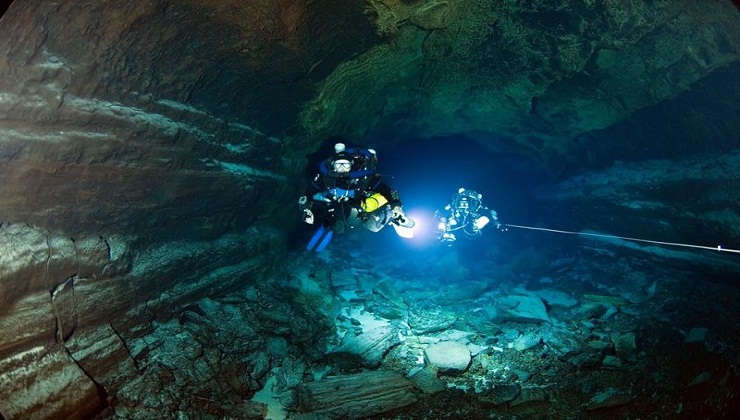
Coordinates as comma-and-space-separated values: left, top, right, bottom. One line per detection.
331, 143, 352, 173
454, 188, 482, 212
458, 197, 470, 210
332, 156, 352, 173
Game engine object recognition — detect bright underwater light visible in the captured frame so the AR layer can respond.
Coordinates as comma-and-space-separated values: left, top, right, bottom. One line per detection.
401, 208, 439, 247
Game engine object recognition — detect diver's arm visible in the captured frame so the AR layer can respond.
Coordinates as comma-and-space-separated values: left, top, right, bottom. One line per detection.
373, 179, 402, 207
299, 173, 327, 224
484, 207, 504, 230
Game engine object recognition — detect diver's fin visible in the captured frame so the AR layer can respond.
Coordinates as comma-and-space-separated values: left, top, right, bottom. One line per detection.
306, 226, 326, 251
315, 229, 334, 252
307, 226, 334, 252
391, 222, 414, 239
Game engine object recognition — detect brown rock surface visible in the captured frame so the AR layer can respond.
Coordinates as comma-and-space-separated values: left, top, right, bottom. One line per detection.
0, 1, 313, 417
292, 370, 419, 418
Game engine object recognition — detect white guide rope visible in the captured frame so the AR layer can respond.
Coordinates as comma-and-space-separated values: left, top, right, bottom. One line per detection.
504, 224, 740, 255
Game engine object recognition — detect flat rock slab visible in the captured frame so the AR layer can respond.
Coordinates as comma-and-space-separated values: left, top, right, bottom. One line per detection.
292, 370, 418, 418
424, 341, 471, 373
497, 295, 550, 323
329, 316, 400, 367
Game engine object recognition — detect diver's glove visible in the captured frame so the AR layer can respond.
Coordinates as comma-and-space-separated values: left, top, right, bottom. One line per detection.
302, 209, 314, 224
392, 206, 415, 228
490, 210, 507, 231
298, 196, 314, 224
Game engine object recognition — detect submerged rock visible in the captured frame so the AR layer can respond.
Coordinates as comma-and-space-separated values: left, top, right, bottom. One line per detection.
329, 318, 401, 368
292, 370, 418, 418
532, 289, 579, 308
410, 365, 447, 394
510, 385, 549, 407
496, 295, 551, 323
424, 341, 472, 373
612, 332, 638, 362
684, 327, 710, 343
584, 387, 632, 410
513, 332, 543, 352
687, 371, 712, 387
408, 310, 458, 334
477, 383, 521, 406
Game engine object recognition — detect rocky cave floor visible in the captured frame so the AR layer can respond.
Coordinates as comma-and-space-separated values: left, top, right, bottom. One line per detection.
107, 233, 740, 419
318, 235, 740, 419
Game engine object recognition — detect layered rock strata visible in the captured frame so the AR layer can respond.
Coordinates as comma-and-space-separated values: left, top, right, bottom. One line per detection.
0, 1, 309, 418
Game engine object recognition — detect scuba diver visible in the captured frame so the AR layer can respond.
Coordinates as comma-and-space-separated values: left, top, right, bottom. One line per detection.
299, 143, 415, 252
436, 187, 504, 244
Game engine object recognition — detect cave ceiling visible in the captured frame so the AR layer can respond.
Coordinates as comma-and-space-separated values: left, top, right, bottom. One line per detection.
2, 0, 737, 170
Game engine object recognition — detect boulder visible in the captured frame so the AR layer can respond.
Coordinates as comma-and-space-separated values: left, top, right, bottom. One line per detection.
497, 295, 550, 323
513, 332, 542, 352
424, 341, 471, 373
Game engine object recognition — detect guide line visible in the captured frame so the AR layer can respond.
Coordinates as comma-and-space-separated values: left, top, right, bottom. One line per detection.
504, 224, 740, 254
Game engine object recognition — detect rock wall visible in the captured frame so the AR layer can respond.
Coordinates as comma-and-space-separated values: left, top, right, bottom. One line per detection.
0, 0, 327, 418
303, 0, 740, 166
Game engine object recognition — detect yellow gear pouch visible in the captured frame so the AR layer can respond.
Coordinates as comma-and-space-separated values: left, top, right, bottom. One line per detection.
361, 192, 388, 213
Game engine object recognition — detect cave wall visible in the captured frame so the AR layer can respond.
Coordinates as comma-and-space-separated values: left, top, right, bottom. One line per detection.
0, 0, 354, 417
302, 0, 740, 167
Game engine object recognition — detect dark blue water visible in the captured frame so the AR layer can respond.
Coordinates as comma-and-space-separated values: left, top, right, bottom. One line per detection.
327, 135, 559, 265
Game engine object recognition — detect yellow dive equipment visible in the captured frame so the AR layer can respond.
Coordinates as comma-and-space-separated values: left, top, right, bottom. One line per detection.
361, 192, 388, 213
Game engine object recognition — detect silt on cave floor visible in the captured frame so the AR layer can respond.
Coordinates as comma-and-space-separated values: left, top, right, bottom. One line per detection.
105, 225, 740, 419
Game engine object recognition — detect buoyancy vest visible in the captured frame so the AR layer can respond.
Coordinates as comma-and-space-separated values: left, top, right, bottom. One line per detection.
452, 190, 482, 213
